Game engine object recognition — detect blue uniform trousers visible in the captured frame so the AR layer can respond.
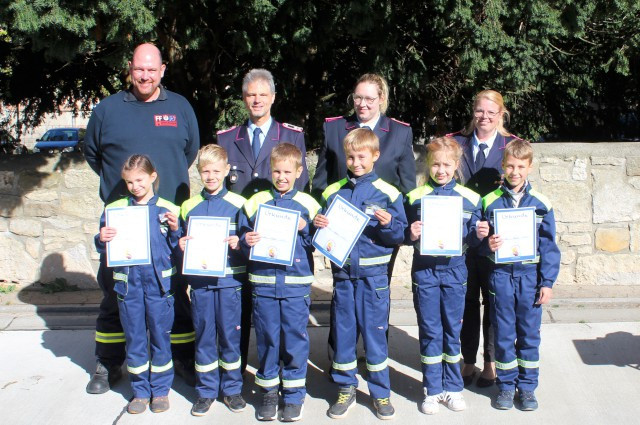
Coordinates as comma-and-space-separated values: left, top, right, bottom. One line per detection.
191, 285, 243, 399
330, 276, 390, 399
489, 271, 542, 392
412, 265, 466, 395
117, 264, 174, 398
253, 295, 311, 405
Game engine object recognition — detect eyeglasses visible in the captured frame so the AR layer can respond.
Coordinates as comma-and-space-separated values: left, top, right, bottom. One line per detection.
474, 109, 500, 118
352, 94, 379, 105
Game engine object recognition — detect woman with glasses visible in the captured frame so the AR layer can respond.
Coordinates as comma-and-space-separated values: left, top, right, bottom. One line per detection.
447, 89, 521, 389
311, 73, 416, 198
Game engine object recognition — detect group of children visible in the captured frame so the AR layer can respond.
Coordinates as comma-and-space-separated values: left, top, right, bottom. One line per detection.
96, 127, 560, 420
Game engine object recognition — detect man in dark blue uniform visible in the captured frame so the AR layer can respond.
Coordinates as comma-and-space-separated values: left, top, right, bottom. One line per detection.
84, 43, 199, 394
217, 68, 309, 372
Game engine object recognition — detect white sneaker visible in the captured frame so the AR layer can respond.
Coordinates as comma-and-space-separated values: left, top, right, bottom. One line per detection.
420, 389, 443, 415
443, 391, 466, 411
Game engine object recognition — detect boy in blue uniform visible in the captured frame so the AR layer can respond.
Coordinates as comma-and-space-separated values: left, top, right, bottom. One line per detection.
478, 139, 560, 411
314, 128, 407, 420
178, 145, 247, 416
239, 143, 320, 422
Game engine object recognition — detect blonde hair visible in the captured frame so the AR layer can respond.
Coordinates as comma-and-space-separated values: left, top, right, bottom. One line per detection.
503, 139, 533, 163
343, 128, 380, 154
121, 154, 159, 191
271, 143, 302, 169
463, 89, 511, 136
425, 137, 463, 183
198, 144, 228, 171
354, 73, 389, 114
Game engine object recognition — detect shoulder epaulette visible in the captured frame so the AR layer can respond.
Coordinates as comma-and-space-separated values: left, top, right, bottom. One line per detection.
390, 118, 410, 127
244, 191, 274, 218
406, 185, 434, 206
453, 184, 481, 206
180, 194, 206, 221
529, 188, 553, 210
324, 116, 344, 123
106, 198, 129, 208
157, 198, 180, 215
282, 122, 303, 132
508, 133, 524, 142
482, 188, 504, 210
372, 179, 401, 203
293, 192, 321, 219
216, 126, 237, 135
223, 191, 247, 209
322, 178, 348, 201
445, 131, 462, 138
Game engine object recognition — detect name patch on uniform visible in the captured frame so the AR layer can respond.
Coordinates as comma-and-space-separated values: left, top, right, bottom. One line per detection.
154, 114, 178, 127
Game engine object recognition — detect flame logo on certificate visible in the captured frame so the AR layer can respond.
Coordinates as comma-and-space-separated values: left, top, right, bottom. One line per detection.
125, 249, 132, 260
325, 240, 335, 252
512, 246, 520, 257
268, 247, 277, 258
201, 259, 208, 270
438, 239, 445, 249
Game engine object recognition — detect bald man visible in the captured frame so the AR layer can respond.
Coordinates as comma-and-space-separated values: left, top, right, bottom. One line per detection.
85, 42, 199, 394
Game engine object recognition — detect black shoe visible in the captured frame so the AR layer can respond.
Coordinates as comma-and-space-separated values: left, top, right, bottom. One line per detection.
257, 389, 278, 421
191, 397, 215, 416
494, 390, 515, 410
518, 390, 538, 411
86, 362, 122, 394
328, 386, 356, 419
373, 398, 395, 420
476, 376, 496, 388
174, 357, 196, 387
462, 371, 476, 387
282, 403, 304, 422
223, 394, 247, 413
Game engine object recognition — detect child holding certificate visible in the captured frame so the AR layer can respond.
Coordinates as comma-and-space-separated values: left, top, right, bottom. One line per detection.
238, 143, 320, 422
403, 137, 483, 415
95, 154, 180, 414
478, 139, 560, 411
313, 128, 407, 420
178, 145, 248, 417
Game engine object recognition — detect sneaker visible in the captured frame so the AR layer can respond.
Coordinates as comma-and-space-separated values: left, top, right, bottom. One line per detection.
257, 389, 279, 421
420, 389, 442, 415
191, 397, 214, 416
443, 391, 466, 411
127, 397, 149, 414
224, 394, 247, 413
373, 398, 395, 420
282, 403, 304, 422
519, 390, 538, 411
328, 386, 356, 419
494, 390, 515, 410
150, 395, 170, 413
86, 362, 123, 394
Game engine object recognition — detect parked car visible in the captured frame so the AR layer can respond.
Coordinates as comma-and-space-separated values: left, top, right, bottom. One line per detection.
33, 128, 85, 153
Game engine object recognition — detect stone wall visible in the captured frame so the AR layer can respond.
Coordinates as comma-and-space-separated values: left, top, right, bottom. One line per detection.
1, 143, 639, 292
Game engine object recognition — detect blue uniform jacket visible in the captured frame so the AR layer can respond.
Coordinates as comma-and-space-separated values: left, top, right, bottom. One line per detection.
448, 131, 520, 197
179, 187, 247, 289
238, 188, 321, 298
404, 178, 483, 270
480, 182, 560, 288
95, 195, 181, 296
321, 172, 407, 281
312, 114, 416, 199
216, 120, 310, 198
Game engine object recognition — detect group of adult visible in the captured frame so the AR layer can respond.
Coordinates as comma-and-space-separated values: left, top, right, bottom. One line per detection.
83, 42, 518, 394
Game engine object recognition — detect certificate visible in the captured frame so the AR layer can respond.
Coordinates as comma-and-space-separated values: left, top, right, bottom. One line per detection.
182, 216, 230, 277
494, 207, 537, 264
420, 196, 463, 256
250, 204, 300, 266
105, 206, 151, 267
312, 195, 370, 267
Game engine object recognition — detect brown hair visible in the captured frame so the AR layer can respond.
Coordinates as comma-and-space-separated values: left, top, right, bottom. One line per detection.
198, 144, 228, 171
354, 73, 390, 114
503, 139, 533, 163
343, 128, 380, 154
462, 89, 511, 136
121, 154, 159, 191
271, 143, 303, 169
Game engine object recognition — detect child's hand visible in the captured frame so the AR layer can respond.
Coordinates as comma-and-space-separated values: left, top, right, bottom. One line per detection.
409, 221, 422, 241
374, 209, 392, 227
245, 231, 261, 246
298, 217, 307, 231
99, 226, 117, 242
178, 235, 192, 251
536, 287, 553, 305
488, 234, 503, 252
313, 214, 329, 229
476, 220, 490, 239
164, 212, 179, 231
225, 235, 240, 250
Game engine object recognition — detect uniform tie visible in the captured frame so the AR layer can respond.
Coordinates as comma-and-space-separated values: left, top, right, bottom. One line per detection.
361, 125, 372, 130
475, 143, 488, 172
252, 127, 261, 160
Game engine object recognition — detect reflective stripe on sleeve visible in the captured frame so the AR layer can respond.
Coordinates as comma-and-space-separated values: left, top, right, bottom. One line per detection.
249, 274, 276, 284
226, 266, 247, 275
113, 272, 127, 282
284, 275, 314, 284
162, 267, 177, 278
359, 255, 392, 266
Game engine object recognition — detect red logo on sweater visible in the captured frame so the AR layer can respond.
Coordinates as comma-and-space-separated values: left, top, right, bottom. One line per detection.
154, 114, 177, 127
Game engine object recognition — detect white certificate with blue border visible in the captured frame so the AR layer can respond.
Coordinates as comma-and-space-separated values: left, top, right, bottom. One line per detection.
250, 204, 300, 266
420, 196, 463, 256
182, 216, 230, 277
105, 206, 151, 267
312, 195, 370, 268
494, 207, 537, 264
